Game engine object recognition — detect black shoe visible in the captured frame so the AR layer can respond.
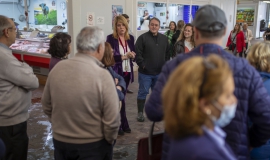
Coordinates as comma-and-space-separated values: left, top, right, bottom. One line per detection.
118, 130, 124, 135
123, 128, 131, 133
127, 89, 133, 93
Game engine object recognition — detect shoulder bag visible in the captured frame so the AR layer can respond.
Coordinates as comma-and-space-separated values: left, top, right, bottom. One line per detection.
229, 32, 238, 51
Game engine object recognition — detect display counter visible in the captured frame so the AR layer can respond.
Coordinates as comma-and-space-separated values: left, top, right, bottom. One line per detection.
10, 31, 54, 75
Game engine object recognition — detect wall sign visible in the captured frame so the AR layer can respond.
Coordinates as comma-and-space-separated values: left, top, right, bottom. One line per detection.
97, 17, 105, 24
138, 2, 147, 8
87, 12, 95, 26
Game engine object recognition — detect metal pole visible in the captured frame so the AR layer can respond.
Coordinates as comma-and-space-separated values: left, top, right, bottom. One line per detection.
24, 0, 29, 30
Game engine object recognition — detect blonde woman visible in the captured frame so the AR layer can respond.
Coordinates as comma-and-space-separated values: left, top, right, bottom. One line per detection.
247, 42, 270, 160
106, 15, 136, 135
163, 55, 237, 159
174, 23, 195, 54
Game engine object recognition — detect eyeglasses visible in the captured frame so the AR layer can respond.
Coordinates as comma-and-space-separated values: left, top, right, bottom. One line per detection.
8, 27, 17, 32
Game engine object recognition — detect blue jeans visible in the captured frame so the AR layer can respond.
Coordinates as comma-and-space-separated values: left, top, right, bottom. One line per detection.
250, 140, 270, 160
137, 72, 159, 99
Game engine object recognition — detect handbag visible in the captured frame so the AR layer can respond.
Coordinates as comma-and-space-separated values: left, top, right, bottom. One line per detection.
228, 33, 238, 50
137, 122, 164, 160
174, 40, 182, 54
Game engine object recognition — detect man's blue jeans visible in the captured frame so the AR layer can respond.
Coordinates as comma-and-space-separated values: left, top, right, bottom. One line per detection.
137, 72, 159, 100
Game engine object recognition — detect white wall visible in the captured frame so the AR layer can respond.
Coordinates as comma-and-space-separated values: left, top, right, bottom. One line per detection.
67, 0, 126, 56
212, 0, 237, 48
0, 3, 27, 28
256, 2, 267, 38
79, 0, 125, 38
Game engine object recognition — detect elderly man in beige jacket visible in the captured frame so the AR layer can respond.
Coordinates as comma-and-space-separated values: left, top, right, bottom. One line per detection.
243, 23, 253, 57
0, 15, 39, 160
42, 26, 120, 160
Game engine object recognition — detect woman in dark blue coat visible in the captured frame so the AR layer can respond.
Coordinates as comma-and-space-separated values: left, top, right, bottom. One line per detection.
163, 55, 237, 160
247, 42, 270, 160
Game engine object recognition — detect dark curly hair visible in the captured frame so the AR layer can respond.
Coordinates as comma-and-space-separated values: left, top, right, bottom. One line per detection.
48, 32, 71, 58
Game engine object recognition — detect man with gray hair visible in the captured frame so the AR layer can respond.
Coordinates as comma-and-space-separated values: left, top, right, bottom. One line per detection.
242, 23, 253, 57
0, 15, 39, 160
42, 26, 120, 159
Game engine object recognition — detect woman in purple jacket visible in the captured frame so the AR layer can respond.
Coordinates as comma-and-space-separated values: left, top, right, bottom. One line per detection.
48, 32, 71, 71
163, 55, 237, 160
106, 15, 136, 135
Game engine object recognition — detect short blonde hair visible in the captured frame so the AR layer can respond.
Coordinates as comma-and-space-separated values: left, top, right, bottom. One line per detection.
247, 42, 270, 72
112, 15, 130, 40
163, 54, 232, 139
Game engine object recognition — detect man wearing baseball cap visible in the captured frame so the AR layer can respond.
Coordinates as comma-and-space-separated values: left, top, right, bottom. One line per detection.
145, 5, 270, 160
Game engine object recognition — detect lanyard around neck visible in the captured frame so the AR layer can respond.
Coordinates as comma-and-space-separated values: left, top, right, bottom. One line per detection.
119, 38, 127, 54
